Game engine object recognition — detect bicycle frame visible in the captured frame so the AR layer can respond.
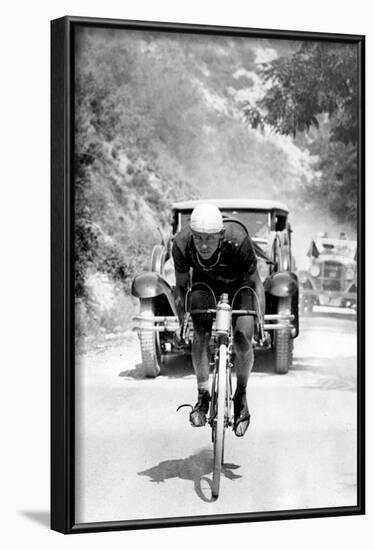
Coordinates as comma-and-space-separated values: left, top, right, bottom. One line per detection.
192, 293, 233, 498
206, 294, 234, 427
191, 291, 264, 497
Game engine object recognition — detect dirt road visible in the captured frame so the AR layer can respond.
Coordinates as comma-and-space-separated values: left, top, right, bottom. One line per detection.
75, 308, 357, 524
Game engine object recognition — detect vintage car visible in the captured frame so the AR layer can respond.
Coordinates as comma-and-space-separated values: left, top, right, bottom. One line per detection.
132, 199, 299, 376
299, 233, 357, 312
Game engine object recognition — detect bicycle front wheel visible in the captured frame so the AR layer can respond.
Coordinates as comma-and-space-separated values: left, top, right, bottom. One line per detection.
212, 342, 227, 498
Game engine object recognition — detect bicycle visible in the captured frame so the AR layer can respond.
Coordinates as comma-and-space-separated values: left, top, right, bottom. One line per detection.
180, 287, 264, 498
134, 285, 294, 498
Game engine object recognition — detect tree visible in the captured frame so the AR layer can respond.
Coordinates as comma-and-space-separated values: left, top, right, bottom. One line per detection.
243, 42, 357, 143
243, 42, 359, 224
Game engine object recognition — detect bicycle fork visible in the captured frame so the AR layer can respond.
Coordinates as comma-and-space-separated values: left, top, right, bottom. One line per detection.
209, 345, 233, 435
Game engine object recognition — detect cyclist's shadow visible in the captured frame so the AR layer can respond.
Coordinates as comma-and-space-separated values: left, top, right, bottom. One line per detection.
138, 448, 241, 502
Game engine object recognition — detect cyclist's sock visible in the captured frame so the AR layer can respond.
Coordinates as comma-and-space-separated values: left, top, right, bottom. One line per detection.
235, 384, 247, 396
190, 389, 210, 427
233, 391, 250, 437
197, 381, 210, 393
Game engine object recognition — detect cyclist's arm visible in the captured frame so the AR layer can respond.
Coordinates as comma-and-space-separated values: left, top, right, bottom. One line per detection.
237, 235, 265, 318
246, 269, 265, 320
174, 270, 189, 324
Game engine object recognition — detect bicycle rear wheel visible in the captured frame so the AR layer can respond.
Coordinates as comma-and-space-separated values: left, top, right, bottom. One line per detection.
212, 343, 227, 498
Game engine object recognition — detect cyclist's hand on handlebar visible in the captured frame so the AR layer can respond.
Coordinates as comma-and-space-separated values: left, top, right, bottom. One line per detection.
258, 297, 265, 320
256, 310, 265, 341
173, 326, 184, 348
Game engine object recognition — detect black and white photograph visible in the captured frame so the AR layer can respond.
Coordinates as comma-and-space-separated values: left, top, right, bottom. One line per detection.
3, 0, 372, 547
53, 18, 365, 529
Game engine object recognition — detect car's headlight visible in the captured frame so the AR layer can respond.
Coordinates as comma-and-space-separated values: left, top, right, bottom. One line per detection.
310, 264, 320, 277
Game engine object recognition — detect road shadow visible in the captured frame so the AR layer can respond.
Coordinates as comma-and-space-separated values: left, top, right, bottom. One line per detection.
119, 352, 195, 380
164, 351, 284, 378
252, 349, 279, 375
292, 357, 357, 392
138, 448, 241, 502
119, 363, 151, 379
19, 510, 50, 528
119, 351, 280, 379
118, 353, 194, 380
300, 311, 356, 322
162, 353, 194, 378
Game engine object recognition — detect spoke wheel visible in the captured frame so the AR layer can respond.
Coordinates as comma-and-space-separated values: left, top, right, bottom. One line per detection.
212, 343, 227, 498
139, 298, 161, 378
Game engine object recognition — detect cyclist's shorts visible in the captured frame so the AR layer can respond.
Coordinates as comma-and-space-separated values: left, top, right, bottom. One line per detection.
188, 283, 256, 332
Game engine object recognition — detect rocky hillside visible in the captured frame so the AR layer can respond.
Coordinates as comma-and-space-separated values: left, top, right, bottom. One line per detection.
74, 27, 355, 338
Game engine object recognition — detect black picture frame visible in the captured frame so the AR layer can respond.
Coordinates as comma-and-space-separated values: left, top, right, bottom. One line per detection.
51, 15, 365, 534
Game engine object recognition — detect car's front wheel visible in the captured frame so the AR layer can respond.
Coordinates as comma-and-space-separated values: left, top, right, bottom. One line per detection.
139, 298, 162, 378
273, 297, 293, 374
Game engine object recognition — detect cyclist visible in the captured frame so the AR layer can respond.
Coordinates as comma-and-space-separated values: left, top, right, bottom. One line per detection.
172, 203, 265, 437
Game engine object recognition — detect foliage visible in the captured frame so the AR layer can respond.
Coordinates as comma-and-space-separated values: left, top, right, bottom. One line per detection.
300, 127, 358, 224
74, 29, 205, 334
243, 42, 358, 224
243, 42, 357, 142
74, 29, 357, 336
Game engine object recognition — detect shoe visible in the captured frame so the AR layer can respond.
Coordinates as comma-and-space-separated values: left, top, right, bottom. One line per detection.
233, 389, 250, 437
189, 390, 210, 427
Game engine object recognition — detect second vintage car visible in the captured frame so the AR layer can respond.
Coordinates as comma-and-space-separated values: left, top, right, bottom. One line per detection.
299, 233, 357, 312
132, 199, 299, 376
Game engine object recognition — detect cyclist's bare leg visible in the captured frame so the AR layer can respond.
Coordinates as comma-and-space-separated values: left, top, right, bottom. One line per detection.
188, 327, 211, 426
189, 288, 214, 426
233, 315, 254, 387
191, 328, 211, 390
232, 315, 254, 436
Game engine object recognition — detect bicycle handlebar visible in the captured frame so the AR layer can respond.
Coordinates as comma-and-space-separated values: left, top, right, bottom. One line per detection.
190, 308, 258, 316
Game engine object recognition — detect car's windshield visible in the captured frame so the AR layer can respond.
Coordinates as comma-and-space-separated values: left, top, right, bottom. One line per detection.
179, 210, 271, 239
318, 239, 357, 259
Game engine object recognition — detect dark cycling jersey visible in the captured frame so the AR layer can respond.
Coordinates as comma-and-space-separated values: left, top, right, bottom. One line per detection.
172, 220, 257, 296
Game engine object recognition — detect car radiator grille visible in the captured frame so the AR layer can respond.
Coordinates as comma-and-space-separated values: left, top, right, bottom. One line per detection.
321, 261, 343, 291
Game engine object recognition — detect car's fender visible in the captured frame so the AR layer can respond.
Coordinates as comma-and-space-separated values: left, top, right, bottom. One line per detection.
131, 271, 178, 316
265, 272, 299, 338
264, 271, 299, 297
150, 244, 168, 273
347, 282, 357, 294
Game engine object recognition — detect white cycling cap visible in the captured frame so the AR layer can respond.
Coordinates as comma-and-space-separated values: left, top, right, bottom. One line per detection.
190, 203, 223, 234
